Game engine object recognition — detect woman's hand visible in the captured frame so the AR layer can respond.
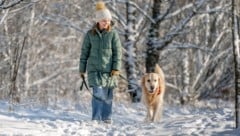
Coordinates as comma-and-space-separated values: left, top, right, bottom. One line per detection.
111, 70, 120, 76
80, 73, 85, 79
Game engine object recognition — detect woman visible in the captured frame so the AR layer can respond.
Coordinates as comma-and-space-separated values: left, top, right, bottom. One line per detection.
79, 1, 122, 124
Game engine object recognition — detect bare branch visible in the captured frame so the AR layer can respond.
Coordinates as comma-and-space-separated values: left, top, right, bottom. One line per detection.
0, 8, 8, 25
197, 48, 232, 93
167, 41, 213, 52
155, 0, 175, 23
128, 1, 155, 23
156, 0, 206, 50
191, 30, 230, 90
29, 70, 62, 88
39, 14, 87, 33
165, 3, 194, 19
0, 0, 24, 9
0, 0, 6, 6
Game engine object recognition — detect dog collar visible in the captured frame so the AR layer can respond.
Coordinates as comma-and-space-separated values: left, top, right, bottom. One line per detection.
157, 87, 161, 95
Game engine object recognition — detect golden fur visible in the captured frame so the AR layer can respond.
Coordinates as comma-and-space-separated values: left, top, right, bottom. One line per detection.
141, 64, 165, 122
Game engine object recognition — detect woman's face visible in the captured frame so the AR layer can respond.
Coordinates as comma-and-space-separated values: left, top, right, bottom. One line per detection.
98, 19, 111, 30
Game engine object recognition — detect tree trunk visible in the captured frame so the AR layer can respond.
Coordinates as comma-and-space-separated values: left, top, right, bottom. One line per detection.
181, 50, 190, 104
146, 0, 161, 72
125, 1, 141, 102
232, 0, 240, 129
9, 37, 26, 110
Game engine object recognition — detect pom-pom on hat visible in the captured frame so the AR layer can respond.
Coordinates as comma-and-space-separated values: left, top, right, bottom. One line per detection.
95, 1, 112, 22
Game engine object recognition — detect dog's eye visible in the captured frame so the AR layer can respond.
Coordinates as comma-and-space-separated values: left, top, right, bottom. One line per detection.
147, 79, 150, 82
154, 80, 157, 82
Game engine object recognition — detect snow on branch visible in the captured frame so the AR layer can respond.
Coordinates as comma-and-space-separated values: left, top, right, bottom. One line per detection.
166, 82, 180, 91
107, 3, 127, 28
0, 8, 8, 25
0, 0, 5, 6
156, 0, 206, 50
165, 3, 193, 19
39, 14, 87, 34
197, 3, 231, 14
28, 67, 78, 88
0, 0, 24, 9
155, 0, 175, 23
127, 1, 155, 24
167, 41, 213, 52
191, 30, 230, 90
197, 48, 232, 94
28, 70, 62, 88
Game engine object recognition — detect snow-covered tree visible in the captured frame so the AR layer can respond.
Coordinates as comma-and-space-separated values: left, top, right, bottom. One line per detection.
109, 0, 151, 102
124, 1, 139, 102
232, 0, 240, 129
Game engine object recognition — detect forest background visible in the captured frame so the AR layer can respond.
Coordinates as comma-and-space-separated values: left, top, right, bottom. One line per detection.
0, 0, 239, 115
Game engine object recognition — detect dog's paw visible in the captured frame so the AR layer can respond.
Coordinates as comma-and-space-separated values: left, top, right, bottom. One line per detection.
144, 117, 151, 123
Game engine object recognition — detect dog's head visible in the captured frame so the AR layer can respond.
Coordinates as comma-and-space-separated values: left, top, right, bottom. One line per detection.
142, 73, 160, 94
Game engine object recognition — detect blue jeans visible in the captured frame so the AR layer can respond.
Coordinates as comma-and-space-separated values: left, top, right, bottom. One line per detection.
92, 87, 113, 121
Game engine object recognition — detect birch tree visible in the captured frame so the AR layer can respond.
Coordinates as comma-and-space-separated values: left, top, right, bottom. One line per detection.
181, 49, 190, 104
232, 0, 240, 129
109, 0, 151, 102
124, 1, 139, 102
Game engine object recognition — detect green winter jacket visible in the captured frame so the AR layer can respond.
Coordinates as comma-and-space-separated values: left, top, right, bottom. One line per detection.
79, 26, 122, 88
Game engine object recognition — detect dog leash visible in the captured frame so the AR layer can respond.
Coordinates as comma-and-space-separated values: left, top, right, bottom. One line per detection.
80, 75, 89, 90
80, 74, 140, 101
119, 74, 139, 87
119, 74, 142, 102
80, 75, 109, 102
80, 74, 139, 90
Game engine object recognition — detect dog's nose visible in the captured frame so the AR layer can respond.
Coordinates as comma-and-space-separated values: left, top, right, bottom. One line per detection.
150, 86, 154, 90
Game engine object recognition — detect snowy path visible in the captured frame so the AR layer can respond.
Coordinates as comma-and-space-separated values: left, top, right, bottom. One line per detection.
0, 100, 239, 136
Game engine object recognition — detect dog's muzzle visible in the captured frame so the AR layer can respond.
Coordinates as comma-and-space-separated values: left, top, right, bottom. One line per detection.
148, 89, 154, 94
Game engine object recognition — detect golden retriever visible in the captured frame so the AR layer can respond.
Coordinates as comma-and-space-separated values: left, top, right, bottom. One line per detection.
141, 64, 165, 122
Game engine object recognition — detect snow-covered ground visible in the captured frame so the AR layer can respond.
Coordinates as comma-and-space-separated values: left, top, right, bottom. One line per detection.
0, 93, 239, 136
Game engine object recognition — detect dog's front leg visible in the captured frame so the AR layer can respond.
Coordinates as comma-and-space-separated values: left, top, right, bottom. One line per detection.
152, 110, 159, 122
153, 103, 163, 122
149, 108, 155, 122
145, 108, 153, 122
152, 106, 158, 122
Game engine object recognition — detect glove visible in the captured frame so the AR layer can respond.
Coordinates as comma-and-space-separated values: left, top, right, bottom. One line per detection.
111, 70, 120, 76
80, 72, 85, 79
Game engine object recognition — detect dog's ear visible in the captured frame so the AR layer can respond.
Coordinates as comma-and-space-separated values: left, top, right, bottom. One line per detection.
158, 76, 161, 86
158, 75, 165, 92
155, 64, 160, 73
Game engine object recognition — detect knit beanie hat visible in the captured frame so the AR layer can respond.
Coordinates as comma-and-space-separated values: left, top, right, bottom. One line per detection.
95, 1, 112, 22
